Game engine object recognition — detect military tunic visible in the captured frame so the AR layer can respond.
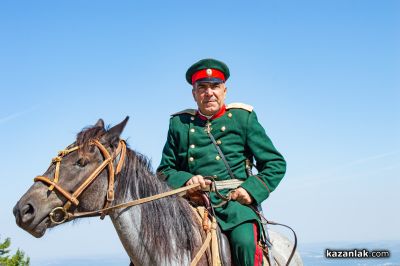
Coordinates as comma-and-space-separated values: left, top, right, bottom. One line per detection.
157, 103, 286, 231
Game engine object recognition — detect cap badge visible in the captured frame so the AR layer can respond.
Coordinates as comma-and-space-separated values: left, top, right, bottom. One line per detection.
206, 68, 213, 77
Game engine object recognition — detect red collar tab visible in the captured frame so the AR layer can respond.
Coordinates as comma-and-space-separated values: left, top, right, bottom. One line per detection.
197, 105, 226, 121
191, 68, 226, 84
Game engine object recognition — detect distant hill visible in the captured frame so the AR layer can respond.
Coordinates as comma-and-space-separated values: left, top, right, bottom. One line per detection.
31, 241, 400, 266
31, 256, 129, 266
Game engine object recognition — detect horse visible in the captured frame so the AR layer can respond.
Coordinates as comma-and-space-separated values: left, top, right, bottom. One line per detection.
13, 117, 302, 266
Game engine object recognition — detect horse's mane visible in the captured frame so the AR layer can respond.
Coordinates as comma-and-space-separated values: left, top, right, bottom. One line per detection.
76, 125, 198, 263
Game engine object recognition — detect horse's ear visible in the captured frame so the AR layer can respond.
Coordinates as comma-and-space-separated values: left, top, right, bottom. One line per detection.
103, 116, 129, 146
94, 119, 105, 129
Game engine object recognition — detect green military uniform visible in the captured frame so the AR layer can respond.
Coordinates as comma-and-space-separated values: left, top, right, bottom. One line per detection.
157, 103, 286, 265
158, 58, 286, 266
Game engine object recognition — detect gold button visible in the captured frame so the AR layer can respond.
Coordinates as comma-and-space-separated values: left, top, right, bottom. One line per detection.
191, 116, 195, 121
190, 144, 195, 148
189, 157, 194, 162
217, 140, 222, 145
190, 128, 195, 133
228, 113, 232, 118
216, 155, 220, 160
221, 126, 226, 132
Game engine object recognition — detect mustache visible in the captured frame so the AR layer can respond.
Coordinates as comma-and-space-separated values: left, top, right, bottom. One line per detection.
203, 98, 217, 103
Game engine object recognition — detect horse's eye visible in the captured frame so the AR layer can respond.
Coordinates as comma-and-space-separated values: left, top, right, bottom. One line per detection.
75, 158, 88, 168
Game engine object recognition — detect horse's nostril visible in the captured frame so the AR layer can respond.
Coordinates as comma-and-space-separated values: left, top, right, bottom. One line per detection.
13, 204, 18, 216
13, 204, 21, 225
21, 203, 35, 224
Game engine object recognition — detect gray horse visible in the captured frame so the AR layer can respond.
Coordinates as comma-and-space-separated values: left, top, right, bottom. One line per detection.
13, 118, 302, 266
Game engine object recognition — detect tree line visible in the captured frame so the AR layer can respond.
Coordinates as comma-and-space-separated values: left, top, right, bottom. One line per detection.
0, 237, 29, 266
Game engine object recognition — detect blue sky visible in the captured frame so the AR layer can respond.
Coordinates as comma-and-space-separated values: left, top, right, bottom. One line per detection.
1, 0, 399, 263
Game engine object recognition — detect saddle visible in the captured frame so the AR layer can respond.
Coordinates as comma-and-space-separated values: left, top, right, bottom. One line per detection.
190, 205, 231, 266
187, 188, 272, 266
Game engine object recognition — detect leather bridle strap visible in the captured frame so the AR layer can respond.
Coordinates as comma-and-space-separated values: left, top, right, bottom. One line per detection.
49, 146, 80, 191
34, 139, 127, 220
65, 150, 112, 210
98, 139, 127, 218
34, 176, 80, 206
92, 139, 115, 202
114, 140, 126, 175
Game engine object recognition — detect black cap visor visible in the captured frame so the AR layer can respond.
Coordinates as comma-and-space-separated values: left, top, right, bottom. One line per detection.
195, 77, 224, 84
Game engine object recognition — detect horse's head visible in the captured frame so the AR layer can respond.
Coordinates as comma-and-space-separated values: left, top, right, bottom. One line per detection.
13, 117, 129, 238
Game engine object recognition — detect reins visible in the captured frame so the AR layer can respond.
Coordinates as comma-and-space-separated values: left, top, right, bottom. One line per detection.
35, 138, 297, 266
34, 139, 210, 265
33, 138, 202, 224
207, 178, 298, 266
67, 183, 201, 219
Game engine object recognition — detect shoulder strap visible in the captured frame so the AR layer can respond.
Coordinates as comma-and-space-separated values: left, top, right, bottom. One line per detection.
171, 108, 197, 116
226, 102, 253, 112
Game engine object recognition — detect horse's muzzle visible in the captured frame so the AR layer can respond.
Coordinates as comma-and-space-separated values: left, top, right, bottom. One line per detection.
13, 201, 36, 227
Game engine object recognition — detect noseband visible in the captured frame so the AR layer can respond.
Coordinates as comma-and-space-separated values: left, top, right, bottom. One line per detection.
34, 139, 127, 224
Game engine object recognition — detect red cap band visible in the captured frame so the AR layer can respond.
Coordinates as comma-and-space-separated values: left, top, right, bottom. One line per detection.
191, 68, 225, 84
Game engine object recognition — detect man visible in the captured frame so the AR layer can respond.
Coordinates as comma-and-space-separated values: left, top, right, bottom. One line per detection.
157, 58, 286, 266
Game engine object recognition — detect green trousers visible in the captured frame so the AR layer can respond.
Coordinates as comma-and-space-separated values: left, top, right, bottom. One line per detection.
225, 221, 264, 266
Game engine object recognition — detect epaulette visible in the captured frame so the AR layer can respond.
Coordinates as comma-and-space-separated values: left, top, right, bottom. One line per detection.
226, 103, 253, 112
171, 108, 197, 116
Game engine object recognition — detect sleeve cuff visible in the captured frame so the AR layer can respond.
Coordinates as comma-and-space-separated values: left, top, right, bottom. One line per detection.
165, 171, 193, 189
240, 175, 271, 204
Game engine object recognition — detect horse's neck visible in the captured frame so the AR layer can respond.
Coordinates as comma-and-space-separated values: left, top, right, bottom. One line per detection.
109, 181, 193, 266
109, 204, 144, 265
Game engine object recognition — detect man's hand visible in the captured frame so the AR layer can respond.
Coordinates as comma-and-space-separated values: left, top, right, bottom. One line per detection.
185, 175, 212, 193
230, 187, 253, 205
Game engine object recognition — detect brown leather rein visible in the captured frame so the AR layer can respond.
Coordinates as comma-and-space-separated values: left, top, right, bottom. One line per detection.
34, 139, 200, 225
32, 139, 249, 265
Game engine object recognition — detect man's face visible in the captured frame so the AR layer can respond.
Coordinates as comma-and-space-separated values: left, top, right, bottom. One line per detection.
192, 82, 227, 116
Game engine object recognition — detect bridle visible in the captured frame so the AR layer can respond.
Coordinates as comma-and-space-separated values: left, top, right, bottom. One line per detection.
33, 137, 200, 224
34, 139, 127, 224
32, 138, 298, 265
